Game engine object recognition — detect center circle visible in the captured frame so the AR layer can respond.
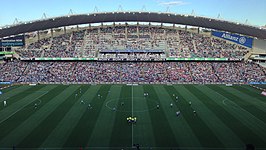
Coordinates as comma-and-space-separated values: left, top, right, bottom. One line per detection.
105, 97, 158, 112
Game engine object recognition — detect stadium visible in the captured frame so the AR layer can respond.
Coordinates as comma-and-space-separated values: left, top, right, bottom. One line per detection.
0, 1, 266, 150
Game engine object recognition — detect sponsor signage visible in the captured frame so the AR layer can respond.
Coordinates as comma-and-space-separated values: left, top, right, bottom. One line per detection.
34, 58, 98, 61
0, 51, 15, 55
249, 82, 266, 84
99, 49, 164, 53
0, 82, 12, 84
166, 57, 229, 61
212, 31, 253, 48
0, 35, 25, 47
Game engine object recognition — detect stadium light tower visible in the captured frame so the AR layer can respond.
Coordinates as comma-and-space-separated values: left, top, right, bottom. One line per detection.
13, 18, 19, 25
93, 6, 99, 13
166, 6, 170, 13
118, 5, 123, 12
191, 9, 195, 16
68, 9, 74, 15
141, 5, 147, 11
245, 19, 248, 24
42, 13, 47, 19
217, 13, 221, 19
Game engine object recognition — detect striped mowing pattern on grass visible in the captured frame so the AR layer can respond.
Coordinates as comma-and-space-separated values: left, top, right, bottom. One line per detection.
0, 84, 266, 150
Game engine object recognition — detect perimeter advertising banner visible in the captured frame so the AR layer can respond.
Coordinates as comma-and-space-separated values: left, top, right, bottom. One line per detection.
34, 58, 98, 61
212, 31, 253, 48
0, 52, 15, 55
0, 35, 25, 47
0, 82, 12, 84
166, 58, 229, 61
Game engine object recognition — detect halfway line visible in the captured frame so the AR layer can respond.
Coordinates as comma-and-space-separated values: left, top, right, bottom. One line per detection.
131, 85, 134, 147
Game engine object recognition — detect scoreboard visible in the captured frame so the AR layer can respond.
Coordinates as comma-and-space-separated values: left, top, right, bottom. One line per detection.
0, 35, 25, 47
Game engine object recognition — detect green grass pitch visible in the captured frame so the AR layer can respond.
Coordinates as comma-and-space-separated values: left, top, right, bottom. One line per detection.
0, 84, 266, 150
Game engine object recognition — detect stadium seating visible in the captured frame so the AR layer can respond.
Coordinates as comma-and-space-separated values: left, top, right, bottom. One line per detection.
15, 25, 249, 60
0, 60, 265, 83
8, 25, 260, 84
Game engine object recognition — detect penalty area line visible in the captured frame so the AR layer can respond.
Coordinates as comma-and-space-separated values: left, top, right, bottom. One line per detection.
0, 92, 47, 124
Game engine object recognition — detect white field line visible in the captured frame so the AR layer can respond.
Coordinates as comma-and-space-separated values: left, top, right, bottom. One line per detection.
131, 85, 134, 147
0, 91, 48, 124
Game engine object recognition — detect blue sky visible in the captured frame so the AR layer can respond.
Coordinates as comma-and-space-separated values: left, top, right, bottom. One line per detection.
0, 0, 265, 27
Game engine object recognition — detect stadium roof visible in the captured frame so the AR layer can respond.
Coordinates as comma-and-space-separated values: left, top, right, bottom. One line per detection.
1, 11, 266, 39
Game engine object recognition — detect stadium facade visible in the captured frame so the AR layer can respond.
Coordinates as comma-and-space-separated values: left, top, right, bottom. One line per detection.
1, 11, 266, 39
0, 11, 265, 85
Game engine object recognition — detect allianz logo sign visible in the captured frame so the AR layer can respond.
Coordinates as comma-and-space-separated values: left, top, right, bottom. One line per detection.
221, 33, 246, 44
239, 37, 247, 44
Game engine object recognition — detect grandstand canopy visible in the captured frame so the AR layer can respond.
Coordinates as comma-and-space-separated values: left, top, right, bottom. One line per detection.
1, 11, 266, 39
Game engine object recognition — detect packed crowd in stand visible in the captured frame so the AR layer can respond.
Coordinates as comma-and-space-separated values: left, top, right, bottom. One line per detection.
172, 30, 248, 59
44, 34, 71, 57
15, 25, 249, 60
0, 60, 28, 82
0, 60, 265, 83
71, 30, 85, 57
8, 25, 259, 84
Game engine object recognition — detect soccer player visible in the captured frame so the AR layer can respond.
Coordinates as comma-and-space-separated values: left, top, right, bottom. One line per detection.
157, 104, 160, 109
88, 104, 92, 109
134, 117, 137, 123
170, 103, 173, 108
34, 103, 38, 109
193, 110, 196, 115
189, 101, 192, 106
121, 102, 124, 106
80, 100, 85, 104
176, 111, 180, 116
3, 100, 7, 107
